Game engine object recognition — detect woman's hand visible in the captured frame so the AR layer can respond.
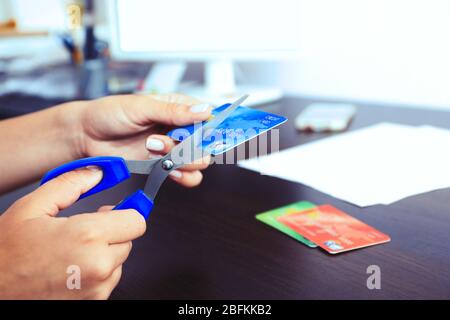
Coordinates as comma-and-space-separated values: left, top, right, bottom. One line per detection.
0, 168, 146, 299
0, 93, 210, 197
72, 93, 212, 187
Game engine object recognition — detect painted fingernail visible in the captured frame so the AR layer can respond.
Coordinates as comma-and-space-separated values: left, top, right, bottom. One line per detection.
86, 165, 101, 172
146, 138, 165, 151
190, 103, 211, 113
82, 166, 103, 182
169, 170, 183, 179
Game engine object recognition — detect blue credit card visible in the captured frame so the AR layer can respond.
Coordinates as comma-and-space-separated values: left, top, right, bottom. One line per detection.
167, 104, 288, 155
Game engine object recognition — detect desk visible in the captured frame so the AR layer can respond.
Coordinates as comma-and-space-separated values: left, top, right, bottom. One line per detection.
1, 96, 450, 299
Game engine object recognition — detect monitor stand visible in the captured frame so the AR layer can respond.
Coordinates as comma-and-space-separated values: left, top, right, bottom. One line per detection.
183, 60, 283, 107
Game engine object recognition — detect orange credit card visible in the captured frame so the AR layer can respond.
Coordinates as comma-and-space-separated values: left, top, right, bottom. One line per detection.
277, 205, 390, 254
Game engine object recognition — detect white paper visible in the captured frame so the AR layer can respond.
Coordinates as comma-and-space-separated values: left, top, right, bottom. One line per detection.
238, 123, 450, 207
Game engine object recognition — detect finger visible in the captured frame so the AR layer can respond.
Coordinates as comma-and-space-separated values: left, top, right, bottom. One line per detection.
169, 170, 203, 188
97, 205, 114, 213
145, 134, 176, 154
146, 135, 211, 170
151, 93, 202, 105
109, 241, 133, 270
91, 266, 123, 300
104, 266, 123, 298
121, 94, 212, 127
178, 155, 211, 171
13, 167, 103, 219
91, 209, 147, 244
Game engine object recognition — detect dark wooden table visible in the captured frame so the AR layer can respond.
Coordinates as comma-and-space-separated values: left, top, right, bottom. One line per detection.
1, 97, 450, 299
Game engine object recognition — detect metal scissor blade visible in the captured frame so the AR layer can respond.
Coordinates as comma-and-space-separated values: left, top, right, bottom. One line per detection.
126, 158, 167, 201
140, 95, 250, 200
164, 94, 249, 169
125, 158, 160, 175
202, 94, 249, 138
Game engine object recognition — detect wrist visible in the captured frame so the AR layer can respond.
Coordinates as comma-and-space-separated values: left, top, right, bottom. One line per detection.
55, 101, 88, 160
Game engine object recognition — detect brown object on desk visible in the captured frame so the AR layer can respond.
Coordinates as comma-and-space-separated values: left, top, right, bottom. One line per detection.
72, 46, 84, 65
0, 19, 16, 30
0, 19, 48, 37
1, 97, 450, 299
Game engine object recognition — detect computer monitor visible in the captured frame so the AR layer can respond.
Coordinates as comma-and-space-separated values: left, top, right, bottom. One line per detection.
108, 0, 300, 105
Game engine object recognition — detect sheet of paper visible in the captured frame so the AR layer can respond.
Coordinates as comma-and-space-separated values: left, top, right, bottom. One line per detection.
238, 123, 450, 207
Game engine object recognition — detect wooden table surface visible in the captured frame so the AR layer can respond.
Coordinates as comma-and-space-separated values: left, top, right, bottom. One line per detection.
1, 97, 450, 299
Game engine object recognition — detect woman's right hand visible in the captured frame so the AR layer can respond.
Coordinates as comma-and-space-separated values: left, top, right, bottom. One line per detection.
0, 167, 146, 300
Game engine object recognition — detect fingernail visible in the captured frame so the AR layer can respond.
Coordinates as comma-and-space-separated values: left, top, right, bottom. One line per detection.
84, 166, 103, 181
86, 165, 101, 172
146, 138, 165, 151
190, 103, 211, 113
169, 170, 183, 179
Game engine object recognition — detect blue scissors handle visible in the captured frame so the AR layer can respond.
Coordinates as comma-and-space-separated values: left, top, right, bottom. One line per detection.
40, 156, 153, 219
113, 190, 153, 219
41, 157, 130, 198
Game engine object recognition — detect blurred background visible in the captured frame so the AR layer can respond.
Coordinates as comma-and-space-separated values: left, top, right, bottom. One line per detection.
1, 0, 450, 118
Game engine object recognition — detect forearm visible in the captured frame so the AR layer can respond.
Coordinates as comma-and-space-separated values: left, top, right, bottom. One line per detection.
0, 102, 85, 194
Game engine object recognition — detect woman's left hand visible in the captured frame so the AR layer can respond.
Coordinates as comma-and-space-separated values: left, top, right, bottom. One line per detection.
70, 93, 212, 188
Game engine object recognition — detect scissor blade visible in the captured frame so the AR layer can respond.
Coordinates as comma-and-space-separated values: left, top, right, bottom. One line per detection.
125, 158, 160, 175
165, 94, 249, 169
139, 95, 249, 200
202, 94, 249, 137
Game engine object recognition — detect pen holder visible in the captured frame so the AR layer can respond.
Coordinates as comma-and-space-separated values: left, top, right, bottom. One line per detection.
78, 58, 109, 99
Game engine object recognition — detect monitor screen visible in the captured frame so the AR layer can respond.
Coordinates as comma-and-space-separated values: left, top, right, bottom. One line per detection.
111, 0, 300, 60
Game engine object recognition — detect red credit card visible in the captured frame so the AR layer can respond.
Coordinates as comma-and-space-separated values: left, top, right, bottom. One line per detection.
277, 205, 390, 254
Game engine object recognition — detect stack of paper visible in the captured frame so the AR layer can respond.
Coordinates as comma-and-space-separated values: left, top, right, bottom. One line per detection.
238, 123, 450, 207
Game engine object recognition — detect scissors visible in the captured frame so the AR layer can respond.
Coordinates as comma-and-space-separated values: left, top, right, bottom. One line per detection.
40, 95, 248, 220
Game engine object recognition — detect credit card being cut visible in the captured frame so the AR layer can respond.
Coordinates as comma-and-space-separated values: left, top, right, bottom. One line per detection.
277, 205, 391, 254
167, 104, 288, 155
